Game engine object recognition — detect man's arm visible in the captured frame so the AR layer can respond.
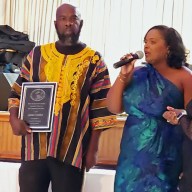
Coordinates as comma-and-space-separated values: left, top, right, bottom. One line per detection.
179, 116, 192, 140
8, 49, 34, 136
9, 107, 31, 136
85, 53, 116, 171
163, 103, 192, 140
85, 129, 102, 171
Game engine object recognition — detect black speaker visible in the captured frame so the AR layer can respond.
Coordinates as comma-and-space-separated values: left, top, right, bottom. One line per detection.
0, 73, 18, 111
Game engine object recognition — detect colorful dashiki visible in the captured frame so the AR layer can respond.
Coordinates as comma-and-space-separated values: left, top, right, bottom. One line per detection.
8, 43, 115, 168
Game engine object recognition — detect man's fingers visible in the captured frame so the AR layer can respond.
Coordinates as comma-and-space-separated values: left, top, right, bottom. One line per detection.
26, 128, 32, 133
167, 106, 174, 110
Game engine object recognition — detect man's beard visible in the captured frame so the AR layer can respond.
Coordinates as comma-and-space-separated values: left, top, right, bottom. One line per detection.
56, 28, 81, 46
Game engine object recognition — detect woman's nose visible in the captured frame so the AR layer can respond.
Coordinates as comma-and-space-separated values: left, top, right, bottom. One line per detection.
144, 43, 149, 49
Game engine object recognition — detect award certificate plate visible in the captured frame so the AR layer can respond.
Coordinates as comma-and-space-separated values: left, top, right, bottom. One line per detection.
19, 82, 57, 132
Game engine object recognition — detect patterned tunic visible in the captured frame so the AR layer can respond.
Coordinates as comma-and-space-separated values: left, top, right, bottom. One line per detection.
8, 43, 115, 168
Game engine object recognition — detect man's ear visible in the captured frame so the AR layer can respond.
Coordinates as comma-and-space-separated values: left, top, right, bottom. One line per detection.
80, 20, 83, 29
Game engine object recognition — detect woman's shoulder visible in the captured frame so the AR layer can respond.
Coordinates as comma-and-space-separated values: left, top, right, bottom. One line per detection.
180, 66, 192, 79
181, 65, 192, 72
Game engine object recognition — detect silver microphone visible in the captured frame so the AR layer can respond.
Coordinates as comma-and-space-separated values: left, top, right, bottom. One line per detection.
113, 51, 144, 69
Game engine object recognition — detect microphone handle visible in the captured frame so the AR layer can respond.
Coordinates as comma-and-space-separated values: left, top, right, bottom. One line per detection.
113, 57, 135, 69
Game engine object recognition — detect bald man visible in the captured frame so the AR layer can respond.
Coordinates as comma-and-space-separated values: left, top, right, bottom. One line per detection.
9, 3, 115, 192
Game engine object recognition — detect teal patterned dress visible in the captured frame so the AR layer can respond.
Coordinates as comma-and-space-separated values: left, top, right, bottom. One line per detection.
115, 64, 184, 192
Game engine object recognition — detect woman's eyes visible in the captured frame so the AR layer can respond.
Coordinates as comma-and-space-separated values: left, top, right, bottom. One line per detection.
144, 40, 156, 45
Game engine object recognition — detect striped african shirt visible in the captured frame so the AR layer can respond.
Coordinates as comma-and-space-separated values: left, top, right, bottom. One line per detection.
8, 43, 116, 168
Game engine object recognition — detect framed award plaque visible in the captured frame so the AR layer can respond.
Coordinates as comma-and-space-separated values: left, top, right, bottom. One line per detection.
19, 82, 57, 132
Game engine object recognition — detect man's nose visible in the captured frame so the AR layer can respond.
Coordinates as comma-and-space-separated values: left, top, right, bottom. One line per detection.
65, 19, 73, 26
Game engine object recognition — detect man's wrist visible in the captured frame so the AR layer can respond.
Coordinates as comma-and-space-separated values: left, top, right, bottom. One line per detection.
177, 110, 187, 121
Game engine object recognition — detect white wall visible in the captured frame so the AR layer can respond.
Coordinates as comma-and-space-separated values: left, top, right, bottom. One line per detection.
0, 162, 115, 192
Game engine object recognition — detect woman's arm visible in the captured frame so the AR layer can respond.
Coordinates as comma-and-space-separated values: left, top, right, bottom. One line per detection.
106, 54, 136, 114
106, 72, 132, 114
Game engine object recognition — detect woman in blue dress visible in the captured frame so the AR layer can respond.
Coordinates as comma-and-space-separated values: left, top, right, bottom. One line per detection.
107, 25, 192, 192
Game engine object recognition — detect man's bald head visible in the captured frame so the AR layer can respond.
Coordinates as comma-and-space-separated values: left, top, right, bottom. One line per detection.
56, 3, 81, 20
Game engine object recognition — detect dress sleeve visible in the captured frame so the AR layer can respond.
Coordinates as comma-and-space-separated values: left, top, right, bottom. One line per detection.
89, 53, 116, 130
186, 99, 192, 118
8, 49, 33, 110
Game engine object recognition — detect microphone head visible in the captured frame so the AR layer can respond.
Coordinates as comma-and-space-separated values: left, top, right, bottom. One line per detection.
135, 51, 144, 59
113, 51, 144, 69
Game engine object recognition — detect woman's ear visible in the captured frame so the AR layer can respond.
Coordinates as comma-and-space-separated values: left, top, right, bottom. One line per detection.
167, 46, 170, 55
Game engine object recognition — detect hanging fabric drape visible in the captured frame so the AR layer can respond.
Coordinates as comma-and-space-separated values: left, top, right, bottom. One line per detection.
1, 0, 192, 83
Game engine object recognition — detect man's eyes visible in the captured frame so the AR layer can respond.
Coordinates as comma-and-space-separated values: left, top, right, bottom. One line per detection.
58, 17, 79, 22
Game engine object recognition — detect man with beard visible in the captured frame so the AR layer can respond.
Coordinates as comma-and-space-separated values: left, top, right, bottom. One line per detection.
8, 3, 115, 192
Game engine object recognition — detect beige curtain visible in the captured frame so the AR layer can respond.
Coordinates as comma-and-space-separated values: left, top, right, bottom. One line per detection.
2, 0, 61, 44
1, 0, 192, 83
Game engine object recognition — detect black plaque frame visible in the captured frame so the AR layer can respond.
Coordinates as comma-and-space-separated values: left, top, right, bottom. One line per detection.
19, 82, 57, 132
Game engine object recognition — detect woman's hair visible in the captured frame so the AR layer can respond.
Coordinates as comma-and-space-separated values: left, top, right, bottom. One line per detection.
145, 25, 188, 69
